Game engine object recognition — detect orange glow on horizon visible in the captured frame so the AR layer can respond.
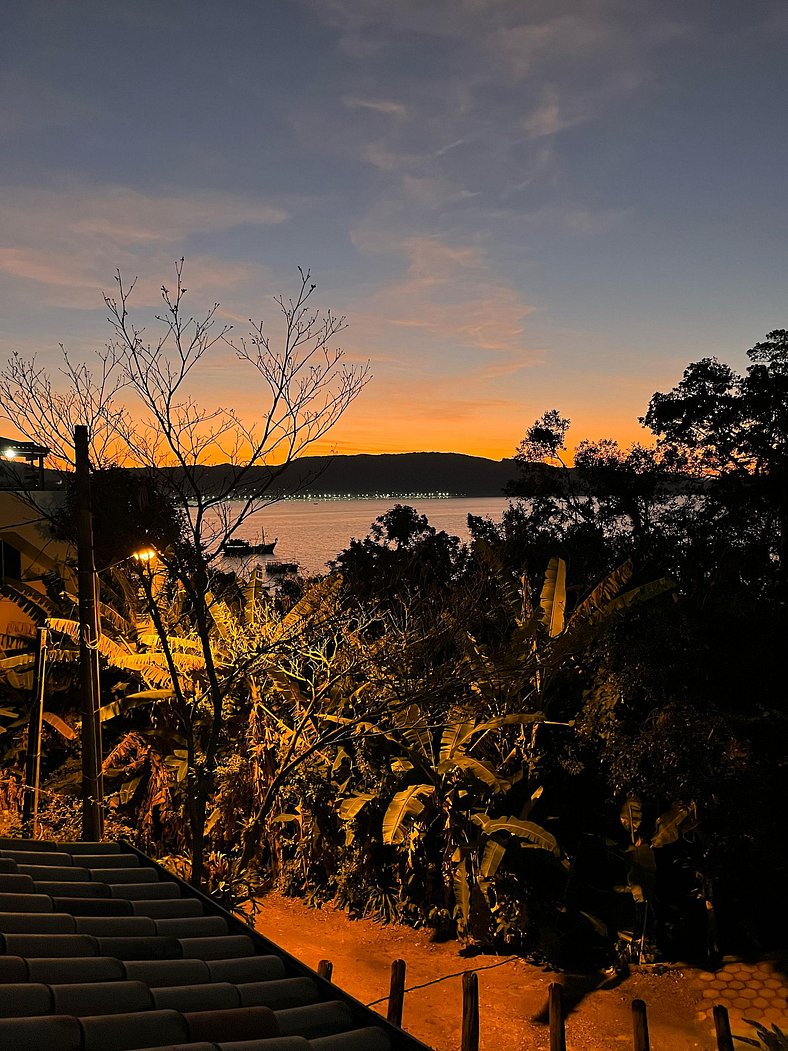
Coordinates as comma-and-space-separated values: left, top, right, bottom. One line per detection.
302, 417, 654, 463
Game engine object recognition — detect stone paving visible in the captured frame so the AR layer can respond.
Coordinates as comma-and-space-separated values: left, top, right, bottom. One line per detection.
694, 955, 787, 1043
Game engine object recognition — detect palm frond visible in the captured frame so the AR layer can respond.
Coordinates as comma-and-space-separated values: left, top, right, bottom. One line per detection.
0, 579, 60, 624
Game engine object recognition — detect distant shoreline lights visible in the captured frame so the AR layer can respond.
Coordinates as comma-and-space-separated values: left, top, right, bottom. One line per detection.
284, 491, 456, 501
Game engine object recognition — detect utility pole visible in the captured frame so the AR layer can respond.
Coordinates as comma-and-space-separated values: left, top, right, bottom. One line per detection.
75, 425, 103, 840
22, 626, 48, 837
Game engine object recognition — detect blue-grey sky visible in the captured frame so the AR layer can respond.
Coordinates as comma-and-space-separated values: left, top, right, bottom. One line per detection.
2, 0, 786, 457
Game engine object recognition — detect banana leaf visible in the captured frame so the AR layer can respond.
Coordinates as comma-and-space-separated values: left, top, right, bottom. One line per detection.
136, 634, 202, 652
480, 838, 507, 880
0, 579, 60, 622
338, 793, 376, 822
42, 712, 76, 740
471, 713, 545, 735
439, 718, 477, 762
439, 755, 508, 792
205, 592, 234, 641
479, 816, 563, 858
382, 784, 434, 845
585, 576, 676, 626
97, 601, 134, 636
539, 557, 567, 637
119, 776, 143, 805
453, 857, 470, 933
98, 688, 179, 723
651, 802, 698, 848
46, 619, 174, 686
568, 559, 634, 626
124, 689, 178, 701
0, 651, 36, 670
620, 797, 642, 840
164, 748, 189, 782
394, 704, 433, 760
278, 575, 341, 638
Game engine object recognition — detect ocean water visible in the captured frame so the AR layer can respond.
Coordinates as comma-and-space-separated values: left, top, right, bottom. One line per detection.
219, 497, 510, 576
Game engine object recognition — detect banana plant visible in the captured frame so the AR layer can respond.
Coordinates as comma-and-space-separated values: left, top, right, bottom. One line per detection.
337, 703, 566, 938
462, 555, 675, 714
0, 570, 214, 837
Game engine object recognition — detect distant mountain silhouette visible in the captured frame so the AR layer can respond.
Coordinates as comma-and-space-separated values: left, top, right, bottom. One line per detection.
160, 452, 555, 498
17, 452, 562, 500
265, 452, 518, 496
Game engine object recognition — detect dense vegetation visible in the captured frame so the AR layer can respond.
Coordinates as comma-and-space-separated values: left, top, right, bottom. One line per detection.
1, 331, 786, 971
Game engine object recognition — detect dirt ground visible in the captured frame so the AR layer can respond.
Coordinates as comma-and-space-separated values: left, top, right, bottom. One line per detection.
253, 892, 788, 1050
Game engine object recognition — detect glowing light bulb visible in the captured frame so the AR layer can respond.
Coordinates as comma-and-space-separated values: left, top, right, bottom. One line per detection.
132, 548, 157, 562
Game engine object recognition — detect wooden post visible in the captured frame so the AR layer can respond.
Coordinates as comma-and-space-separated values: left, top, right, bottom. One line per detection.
387, 959, 406, 1027
317, 959, 333, 981
713, 1005, 734, 1051
549, 982, 566, 1051
22, 626, 48, 836
461, 971, 479, 1051
632, 999, 650, 1051
75, 425, 103, 841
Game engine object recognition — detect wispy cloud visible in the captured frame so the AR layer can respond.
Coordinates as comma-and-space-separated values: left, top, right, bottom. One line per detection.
4, 0, 774, 461
523, 87, 578, 138
434, 139, 466, 157
7, 186, 287, 244
348, 232, 537, 356
0, 185, 287, 307
300, 0, 690, 248
343, 95, 408, 119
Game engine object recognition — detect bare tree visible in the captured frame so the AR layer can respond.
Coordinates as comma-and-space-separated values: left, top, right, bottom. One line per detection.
0, 261, 369, 883
0, 349, 131, 471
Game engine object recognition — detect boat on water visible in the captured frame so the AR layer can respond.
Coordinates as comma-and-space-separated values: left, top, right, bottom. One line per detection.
221, 535, 277, 556
266, 560, 299, 575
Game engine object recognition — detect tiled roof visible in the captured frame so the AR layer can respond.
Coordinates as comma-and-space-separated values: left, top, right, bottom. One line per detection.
0, 838, 433, 1051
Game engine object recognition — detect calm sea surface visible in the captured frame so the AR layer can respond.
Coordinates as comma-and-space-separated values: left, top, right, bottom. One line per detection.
220, 497, 510, 576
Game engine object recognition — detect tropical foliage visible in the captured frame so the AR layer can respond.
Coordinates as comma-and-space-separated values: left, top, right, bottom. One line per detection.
1, 328, 786, 970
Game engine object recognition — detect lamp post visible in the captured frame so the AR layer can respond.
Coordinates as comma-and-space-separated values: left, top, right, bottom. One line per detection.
74, 425, 103, 840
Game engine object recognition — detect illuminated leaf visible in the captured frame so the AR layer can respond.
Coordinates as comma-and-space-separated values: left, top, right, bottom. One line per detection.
42, 711, 76, 740
452, 857, 470, 933
479, 816, 562, 857
382, 784, 434, 845
539, 557, 567, 636
338, 793, 376, 822
439, 718, 477, 761
480, 838, 507, 880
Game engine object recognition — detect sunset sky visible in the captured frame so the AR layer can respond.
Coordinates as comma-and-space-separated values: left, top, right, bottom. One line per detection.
2, 1, 787, 460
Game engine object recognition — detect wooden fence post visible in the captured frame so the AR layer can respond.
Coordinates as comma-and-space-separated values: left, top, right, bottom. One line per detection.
461, 970, 479, 1051
632, 998, 650, 1051
713, 1005, 735, 1051
387, 959, 406, 1027
549, 982, 566, 1051
318, 959, 333, 982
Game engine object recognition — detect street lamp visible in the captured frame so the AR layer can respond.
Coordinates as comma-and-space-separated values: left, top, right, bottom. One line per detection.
132, 548, 158, 564
0, 437, 50, 490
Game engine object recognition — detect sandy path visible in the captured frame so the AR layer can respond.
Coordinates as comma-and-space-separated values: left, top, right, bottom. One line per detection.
254, 892, 714, 1050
